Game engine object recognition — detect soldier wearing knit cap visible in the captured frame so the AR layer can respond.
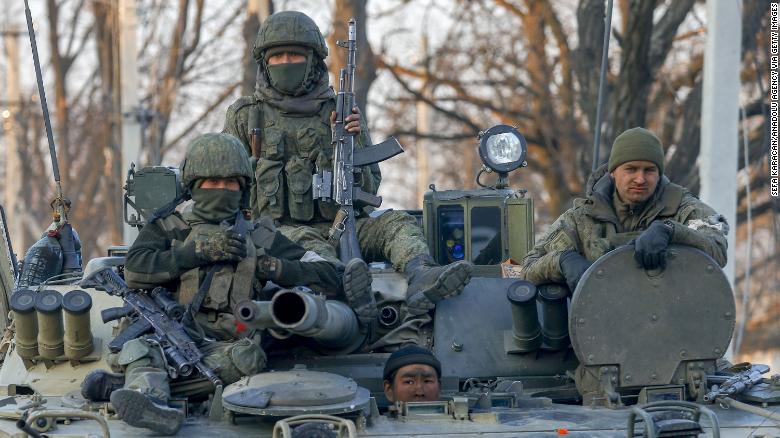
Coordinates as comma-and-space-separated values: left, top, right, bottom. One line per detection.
519, 126, 728, 292
383, 345, 442, 402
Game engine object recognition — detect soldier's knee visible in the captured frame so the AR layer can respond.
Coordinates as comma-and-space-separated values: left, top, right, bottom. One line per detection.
204, 338, 267, 385
117, 338, 165, 373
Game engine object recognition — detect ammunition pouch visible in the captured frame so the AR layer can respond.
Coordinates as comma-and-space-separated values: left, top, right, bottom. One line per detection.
254, 159, 285, 219
285, 156, 315, 221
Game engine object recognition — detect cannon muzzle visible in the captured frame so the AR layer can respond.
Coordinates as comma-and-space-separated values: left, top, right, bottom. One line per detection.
234, 299, 276, 329
271, 287, 363, 351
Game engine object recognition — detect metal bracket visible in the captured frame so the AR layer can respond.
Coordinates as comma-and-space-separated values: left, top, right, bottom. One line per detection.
451, 396, 469, 420
272, 414, 357, 438
686, 361, 706, 401
598, 366, 623, 408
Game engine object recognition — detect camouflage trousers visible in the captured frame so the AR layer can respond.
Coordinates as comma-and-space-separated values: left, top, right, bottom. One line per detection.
112, 335, 266, 403
278, 210, 429, 271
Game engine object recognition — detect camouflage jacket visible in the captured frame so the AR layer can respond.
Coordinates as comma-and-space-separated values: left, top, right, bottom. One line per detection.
124, 213, 341, 297
223, 95, 381, 223
519, 165, 728, 286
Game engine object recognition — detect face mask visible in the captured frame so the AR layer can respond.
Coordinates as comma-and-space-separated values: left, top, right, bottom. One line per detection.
190, 188, 242, 223
267, 62, 308, 94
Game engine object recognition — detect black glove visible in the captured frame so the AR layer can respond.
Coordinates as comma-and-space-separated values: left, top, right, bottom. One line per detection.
193, 229, 247, 263
633, 220, 674, 270
559, 250, 591, 292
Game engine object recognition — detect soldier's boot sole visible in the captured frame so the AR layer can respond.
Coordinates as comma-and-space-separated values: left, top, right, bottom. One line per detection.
407, 261, 473, 310
343, 258, 377, 323
110, 389, 184, 436
81, 369, 125, 402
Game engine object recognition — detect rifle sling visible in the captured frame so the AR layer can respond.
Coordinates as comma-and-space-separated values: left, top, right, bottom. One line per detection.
183, 265, 219, 327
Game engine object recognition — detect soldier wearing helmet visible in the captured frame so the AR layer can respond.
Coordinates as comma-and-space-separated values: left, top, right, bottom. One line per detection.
223, 11, 472, 332
80, 133, 344, 435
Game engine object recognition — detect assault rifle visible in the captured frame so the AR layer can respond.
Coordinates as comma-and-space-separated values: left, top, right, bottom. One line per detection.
312, 18, 404, 262
81, 267, 222, 389
703, 363, 769, 402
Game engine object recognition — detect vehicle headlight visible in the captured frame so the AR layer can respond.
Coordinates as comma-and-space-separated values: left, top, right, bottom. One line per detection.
478, 125, 527, 174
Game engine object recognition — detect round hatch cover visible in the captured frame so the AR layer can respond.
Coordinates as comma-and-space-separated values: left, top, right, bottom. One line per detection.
569, 245, 734, 387
222, 369, 370, 416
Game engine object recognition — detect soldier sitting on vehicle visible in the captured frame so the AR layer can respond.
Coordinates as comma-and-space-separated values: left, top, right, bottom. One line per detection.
223, 11, 473, 325
383, 345, 442, 403
80, 133, 362, 435
519, 127, 728, 293
520, 127, 729, 401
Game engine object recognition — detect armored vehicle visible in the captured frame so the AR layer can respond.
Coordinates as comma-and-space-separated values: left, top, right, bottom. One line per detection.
0, 122, 779, 438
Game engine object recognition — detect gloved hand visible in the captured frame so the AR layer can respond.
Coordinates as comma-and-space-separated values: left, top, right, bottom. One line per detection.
633, 220, 674, 270
193, 229, 247, 263
559, 250, 591, 292
256, 254, 281, 281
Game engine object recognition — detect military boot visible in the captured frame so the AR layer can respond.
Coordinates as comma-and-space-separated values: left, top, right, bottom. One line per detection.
110, 389, 184, 436
81, 369, 125, 402
404, 255, 473, 312
342, 258, 377, 324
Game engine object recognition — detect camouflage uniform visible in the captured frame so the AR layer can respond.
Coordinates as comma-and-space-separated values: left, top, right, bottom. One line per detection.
519, 164, 728, 286
223, 11, 429, 271
89, 133, 342, 435
119, 209, 339, 402
222, 12, 473, 352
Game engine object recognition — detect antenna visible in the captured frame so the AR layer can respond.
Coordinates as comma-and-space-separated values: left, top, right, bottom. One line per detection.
591, 0, 614, 172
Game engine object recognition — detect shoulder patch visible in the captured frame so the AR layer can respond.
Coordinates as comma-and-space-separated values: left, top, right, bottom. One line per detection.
546, 229, 573, 252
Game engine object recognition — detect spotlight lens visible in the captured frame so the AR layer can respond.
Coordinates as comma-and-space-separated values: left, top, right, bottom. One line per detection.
486, 133, 522, 164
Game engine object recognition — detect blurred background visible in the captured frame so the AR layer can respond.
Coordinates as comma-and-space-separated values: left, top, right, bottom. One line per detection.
0, 0, 775, 366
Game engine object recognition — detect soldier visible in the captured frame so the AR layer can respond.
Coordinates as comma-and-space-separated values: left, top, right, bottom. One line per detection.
383, 345, 442, 403
81, 133, 352, 435
223, 11, 472, 322
520, 127, 728, 292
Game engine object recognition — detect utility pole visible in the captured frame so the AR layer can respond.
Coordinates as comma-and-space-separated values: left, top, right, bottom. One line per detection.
119, 0, 140, 245
699, 0, 741, 359
3, 25, 24, 253
416, 34, 431, 208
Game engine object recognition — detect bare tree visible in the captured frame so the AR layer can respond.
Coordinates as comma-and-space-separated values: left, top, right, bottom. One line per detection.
241, 0, 274, 96
328, 0, 376, 114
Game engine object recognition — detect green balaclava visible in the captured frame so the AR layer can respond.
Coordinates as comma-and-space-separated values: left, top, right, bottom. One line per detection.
264, 45, 314, 95
608, 127, 665, 175
190, 184, 242, 223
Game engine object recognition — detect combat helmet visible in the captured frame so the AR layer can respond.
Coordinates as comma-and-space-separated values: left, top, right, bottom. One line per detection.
253, 11, 328, 62
181, 133, 252, 189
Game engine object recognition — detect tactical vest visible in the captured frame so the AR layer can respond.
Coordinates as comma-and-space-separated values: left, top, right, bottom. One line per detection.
577, 182, 685, 262
155, 215, 257, 314
250, 101, 340, 223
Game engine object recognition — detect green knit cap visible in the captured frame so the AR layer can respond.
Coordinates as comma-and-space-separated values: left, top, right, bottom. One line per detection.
608, 127, 665, 175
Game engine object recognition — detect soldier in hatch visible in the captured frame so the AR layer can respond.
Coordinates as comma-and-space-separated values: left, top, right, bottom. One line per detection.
519, 127, 728, 292
80, 133, 355, 435
383, 345, 442, 403
223, 11, 472, 324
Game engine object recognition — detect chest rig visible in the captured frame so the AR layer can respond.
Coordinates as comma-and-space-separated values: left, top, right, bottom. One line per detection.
250, 101, 340, 223
177, 223, 257, 314
580, 182, 685, 260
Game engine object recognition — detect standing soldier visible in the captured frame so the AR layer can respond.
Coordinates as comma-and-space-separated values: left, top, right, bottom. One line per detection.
81, 133, 347, 435
223, 11, 472, 322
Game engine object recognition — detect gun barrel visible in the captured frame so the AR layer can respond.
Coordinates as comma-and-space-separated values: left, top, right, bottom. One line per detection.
234, 300, 276, 329
270, 288, 361, 350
